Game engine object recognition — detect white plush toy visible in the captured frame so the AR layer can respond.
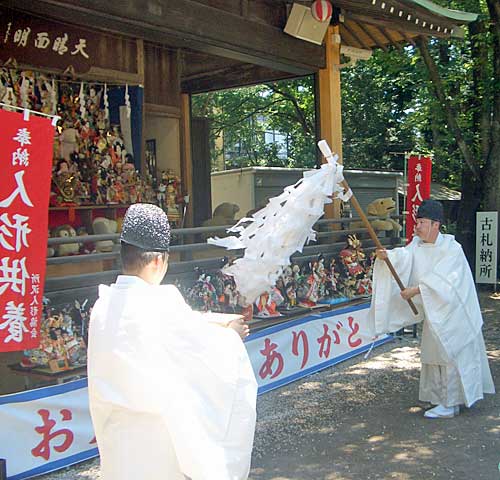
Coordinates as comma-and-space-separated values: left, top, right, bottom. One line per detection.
92, 217, 119, 253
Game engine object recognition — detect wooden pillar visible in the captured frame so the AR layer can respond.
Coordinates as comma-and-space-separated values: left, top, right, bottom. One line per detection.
180, 93, 193, 227
317, 25, 343, 219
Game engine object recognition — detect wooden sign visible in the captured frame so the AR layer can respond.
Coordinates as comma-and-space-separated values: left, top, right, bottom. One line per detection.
475, 211, 498, 284
0, 7, 95, 73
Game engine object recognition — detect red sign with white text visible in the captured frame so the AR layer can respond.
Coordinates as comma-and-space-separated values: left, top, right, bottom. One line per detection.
406, 155, 432, 244
0, 109, 54, 351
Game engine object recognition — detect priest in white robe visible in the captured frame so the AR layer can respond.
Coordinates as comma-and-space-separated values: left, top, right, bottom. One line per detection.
88, 203, 257, 480
369, 200, 494, 418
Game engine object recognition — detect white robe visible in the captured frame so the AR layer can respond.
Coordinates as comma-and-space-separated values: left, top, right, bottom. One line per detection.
88, 275, 257, 480
369, 233, 495, 407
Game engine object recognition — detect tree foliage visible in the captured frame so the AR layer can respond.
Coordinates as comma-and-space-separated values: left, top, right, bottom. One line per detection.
192, 0, 499, 261
192, 77, 316, 170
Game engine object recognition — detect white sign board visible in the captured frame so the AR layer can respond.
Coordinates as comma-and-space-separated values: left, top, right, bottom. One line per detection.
475, 211, 498, 284
1, 303, 390, 479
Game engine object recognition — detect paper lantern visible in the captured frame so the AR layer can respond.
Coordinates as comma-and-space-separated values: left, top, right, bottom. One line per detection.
311, 0, 333, 22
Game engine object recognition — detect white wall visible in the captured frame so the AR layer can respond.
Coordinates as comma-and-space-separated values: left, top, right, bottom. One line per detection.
144, 115, 181, 176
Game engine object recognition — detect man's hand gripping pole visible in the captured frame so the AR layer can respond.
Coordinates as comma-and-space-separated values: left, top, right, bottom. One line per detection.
318, 140, 419, 316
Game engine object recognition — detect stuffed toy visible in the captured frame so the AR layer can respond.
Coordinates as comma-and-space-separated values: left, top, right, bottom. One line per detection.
92, 217, 119, 253
367, 197, 402, 232
352, 197, 401, 233
203, 203, 240, 228
52, 224, 79, 256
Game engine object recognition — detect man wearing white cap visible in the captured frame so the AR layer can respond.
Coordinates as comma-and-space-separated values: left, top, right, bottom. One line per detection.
369, 200, 494, 418
88, 203, 257, 479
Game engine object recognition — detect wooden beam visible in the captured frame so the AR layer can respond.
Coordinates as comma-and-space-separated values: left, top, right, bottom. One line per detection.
400, 31, 417, 46
12, 0, 325, 75
346, 12, 451, 38
372, 24, 394, 46
352, 21, 388, 51
342, 22, 371, 49
381, 27, 403, 50
324, 0, 456, 32
182, 64, 297, 94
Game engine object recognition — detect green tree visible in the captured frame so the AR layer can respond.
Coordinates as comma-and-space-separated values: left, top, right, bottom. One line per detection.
414, 0, 500, 260
191, 77, 316, 170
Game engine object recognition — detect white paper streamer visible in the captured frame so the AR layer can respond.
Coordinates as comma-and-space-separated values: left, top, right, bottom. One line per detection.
103, 83, 109, 120
208, 140, 347, 304
20, 75, 29, 108
124, 84, 131, 118
79, 81, 86, 120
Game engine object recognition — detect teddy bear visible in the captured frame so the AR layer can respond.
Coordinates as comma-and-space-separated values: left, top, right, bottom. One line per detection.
366, 197, 402, 232
203, 203, 240, 228
351, 197, 401, 233
92, 217, 119, 253
52, 224, 80, 256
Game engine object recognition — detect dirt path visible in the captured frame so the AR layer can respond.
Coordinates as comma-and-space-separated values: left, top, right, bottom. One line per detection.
38, 292, 499, 480
251, 291, 499, 480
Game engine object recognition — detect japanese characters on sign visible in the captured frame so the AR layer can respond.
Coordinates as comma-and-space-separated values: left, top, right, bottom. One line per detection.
405, 155, 432, 244
475, 212, 498, 284
0, 7, 94, 73
247, 305, 387, 392
0, 381, 98, 479
0, 109, 54, 352
0, 305, 388, 479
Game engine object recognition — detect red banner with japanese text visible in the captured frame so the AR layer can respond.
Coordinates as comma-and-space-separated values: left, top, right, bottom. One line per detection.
406, 155, 432, 244
0, 109, 55, 351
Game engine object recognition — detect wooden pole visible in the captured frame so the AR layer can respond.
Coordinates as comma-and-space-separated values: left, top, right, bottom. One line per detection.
318, 141, 419, 315
318, 25, 343, 221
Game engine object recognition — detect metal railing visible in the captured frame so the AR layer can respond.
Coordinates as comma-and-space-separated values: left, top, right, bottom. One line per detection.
44, 215, 403, 302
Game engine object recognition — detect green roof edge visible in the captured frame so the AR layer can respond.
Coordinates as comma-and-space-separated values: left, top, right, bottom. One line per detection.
407, 0, 479, 23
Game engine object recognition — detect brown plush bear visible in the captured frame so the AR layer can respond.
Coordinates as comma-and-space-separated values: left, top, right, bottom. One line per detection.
202, 203, 240, 228
52, 224, 80, 256
366, 197, 402, 232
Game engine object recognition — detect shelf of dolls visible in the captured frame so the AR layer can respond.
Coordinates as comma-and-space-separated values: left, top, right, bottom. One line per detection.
48, 204, 131, 251
8, 363, 87, 389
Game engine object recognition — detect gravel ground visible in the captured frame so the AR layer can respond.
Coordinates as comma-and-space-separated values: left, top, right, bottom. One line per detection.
37, 291, 499, 480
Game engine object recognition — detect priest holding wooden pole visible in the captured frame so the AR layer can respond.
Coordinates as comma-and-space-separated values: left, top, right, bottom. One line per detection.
368, 200, 495, 418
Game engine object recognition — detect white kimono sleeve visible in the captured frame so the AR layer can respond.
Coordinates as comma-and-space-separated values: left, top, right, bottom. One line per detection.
368, 242, 424, 336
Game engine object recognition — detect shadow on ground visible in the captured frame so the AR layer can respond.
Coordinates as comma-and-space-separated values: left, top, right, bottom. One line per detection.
250, 291, 499, 480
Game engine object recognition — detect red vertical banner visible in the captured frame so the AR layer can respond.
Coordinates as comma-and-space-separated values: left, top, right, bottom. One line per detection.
406, 155, 432, 244
0, 109, 55, 352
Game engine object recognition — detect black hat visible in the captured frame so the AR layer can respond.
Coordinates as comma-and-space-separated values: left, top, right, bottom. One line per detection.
416, 200, 444, 223
120, 203, 171, 251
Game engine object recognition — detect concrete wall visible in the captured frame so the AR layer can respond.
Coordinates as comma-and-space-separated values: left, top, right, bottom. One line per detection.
211, 167, 402, 219
211, 169, 254, 219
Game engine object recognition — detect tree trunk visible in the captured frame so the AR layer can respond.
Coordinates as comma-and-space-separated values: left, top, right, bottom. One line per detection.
482, 0, 500, 211
416, 36, 481, 180
456, 169, 481, 266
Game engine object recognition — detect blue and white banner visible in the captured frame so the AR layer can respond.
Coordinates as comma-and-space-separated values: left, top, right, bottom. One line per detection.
0, 302, 390, 479
246, 303, 390, 394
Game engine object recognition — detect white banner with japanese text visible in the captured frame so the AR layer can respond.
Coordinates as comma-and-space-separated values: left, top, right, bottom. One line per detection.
0, 109, 55, 352
475, 212, 498, 284
0, 381, 98, 480
247, 303, 390, 393
0, 303, 391, 479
